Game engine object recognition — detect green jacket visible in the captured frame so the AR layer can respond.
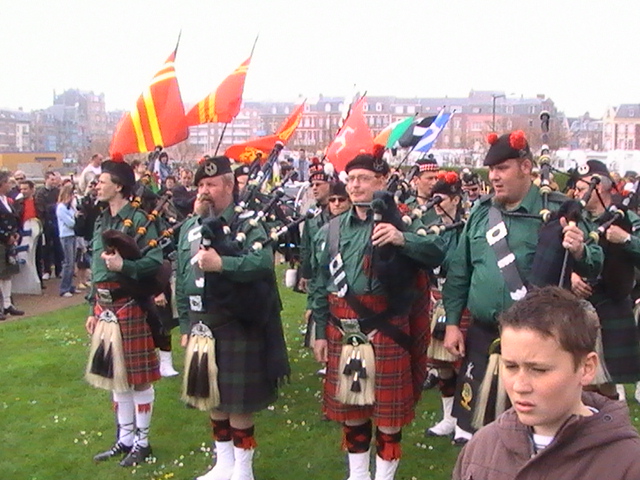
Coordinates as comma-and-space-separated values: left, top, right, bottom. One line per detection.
176, 204, 274, 335
406, 196, 439, 226
299, 204, 330, 280
310, 206, 446, 340
88, 202, 163, 312
443, 185, 604, 326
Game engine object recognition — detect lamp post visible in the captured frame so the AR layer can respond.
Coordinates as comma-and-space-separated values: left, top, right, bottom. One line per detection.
492, 94, 506, 131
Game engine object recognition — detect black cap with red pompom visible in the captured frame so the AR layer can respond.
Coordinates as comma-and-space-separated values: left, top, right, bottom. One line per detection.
102, 152, 136, 190
344, 145, 390, 175
483, 130, 532, 166
431, 170, 462, 197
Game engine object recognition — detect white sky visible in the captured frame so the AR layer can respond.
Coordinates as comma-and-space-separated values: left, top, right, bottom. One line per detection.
2, 0, 639, 117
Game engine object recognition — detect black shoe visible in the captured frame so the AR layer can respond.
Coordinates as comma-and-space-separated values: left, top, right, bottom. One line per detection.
452, 437, 469, 447
93, 442, 132, 462
119, 444, 152, 467
5, 306, 24, 316
422, 371, 440, 390
0, 311, 6, 321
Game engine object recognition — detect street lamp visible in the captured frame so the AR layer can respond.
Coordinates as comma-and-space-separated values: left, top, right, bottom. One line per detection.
492, 94, 506, 131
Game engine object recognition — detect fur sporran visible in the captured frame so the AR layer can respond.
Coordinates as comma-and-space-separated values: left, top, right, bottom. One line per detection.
336, 320, 376, 406
181, 322, 220, 411
85, 309, 129, 392
471, 339, 508, 430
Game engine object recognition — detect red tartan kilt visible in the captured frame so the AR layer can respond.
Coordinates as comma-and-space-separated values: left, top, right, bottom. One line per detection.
323, 287, 430, 428
93, 283, 160, 386
427, 289, 470, 369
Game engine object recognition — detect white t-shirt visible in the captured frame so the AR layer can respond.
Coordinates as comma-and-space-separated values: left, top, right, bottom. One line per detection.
78, 164, 101, 192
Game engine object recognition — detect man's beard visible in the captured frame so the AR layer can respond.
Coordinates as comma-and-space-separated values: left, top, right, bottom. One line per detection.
194, 195, 214, 217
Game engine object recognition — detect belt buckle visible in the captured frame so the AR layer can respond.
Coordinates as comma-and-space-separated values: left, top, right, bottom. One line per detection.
98, 309, 118, 323
97, 288, 113, 304
340, 318, 361, 335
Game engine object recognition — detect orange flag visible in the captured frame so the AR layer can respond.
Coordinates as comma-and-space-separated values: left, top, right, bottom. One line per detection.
110, 46, 188, 156
186, 57, 251, 126
325, 97, 374, 172
225, 102, 305, 163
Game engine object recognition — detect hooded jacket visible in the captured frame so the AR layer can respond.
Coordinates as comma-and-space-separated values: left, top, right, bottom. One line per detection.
453, 392, 640, 480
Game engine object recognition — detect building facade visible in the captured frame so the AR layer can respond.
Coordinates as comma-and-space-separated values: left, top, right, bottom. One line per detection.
603, 104, 640, 151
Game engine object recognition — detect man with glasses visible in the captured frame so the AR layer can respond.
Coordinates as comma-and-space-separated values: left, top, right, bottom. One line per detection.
327, 182, 351, 218
310, 152, 445, 480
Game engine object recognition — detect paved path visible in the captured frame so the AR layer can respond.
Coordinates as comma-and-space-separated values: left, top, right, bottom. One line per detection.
9, 277, 87, 321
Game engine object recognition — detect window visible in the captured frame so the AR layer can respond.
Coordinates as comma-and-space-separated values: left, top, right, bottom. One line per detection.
507, 120, 513, 129
304, 103, 311, 112
454, 119, 461, 129
363, 103, 369, 112
506, 105, 514, 114
528, 106, 536, 114
407, 105, 416, 114
454, 135, 461, 146
394, 106, 403, 114
325, 103, 331, 112
376, 103, 382, 112
629, 108, 635, 117
472, 107, 481, 114
471, 122, 482, 131
285, 107, 290, 114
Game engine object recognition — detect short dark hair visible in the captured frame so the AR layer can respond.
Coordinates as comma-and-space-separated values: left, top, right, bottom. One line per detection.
131, 159, 143, 169
45, 171, 56, 180
20, 180, 35, 190
105, 172, 133, 199
499, 286, 599, 369
165, 175, 176, 183
0, 171, 9, 185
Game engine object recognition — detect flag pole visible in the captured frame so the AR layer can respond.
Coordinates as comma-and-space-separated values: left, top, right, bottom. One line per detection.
213, 123, 229, 156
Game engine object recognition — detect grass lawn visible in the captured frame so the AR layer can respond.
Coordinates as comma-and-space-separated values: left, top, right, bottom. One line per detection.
3, 277, 640, 480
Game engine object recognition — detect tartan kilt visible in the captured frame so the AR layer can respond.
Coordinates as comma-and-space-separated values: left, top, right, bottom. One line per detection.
427, 288, 471, 369
93, 284, 160, 386
593, 295, 640, 383
211, 320, 278, 414
324, 284, 430, 428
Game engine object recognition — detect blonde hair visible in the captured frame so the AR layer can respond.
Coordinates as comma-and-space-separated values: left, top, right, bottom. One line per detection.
57, 183, 74, 205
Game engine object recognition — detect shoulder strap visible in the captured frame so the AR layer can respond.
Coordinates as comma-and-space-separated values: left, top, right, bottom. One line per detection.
487, 206, 527, 301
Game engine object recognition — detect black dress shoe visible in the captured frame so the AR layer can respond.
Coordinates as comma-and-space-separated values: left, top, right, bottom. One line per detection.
5, 306, 24, 316
422, 371, 440, 390
120, 444, 152, 467
93, 442, 132, 462
452, 437, 469, 447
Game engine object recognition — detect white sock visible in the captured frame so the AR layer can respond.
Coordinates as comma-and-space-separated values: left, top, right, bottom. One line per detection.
0, 279, 12, 308
112, 390, 135, 447
132, 386, 155, 447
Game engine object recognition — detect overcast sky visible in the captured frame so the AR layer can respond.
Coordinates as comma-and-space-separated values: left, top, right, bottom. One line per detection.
2, 0, 639, 117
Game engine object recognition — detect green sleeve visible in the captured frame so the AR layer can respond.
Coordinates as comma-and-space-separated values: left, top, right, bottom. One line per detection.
573, 218, 604, 278
442, 222, 472, 326
401, 217, 446, 267
220, 223, 273, 282
310, 227, 330, 340
175, 232, 191, 335
299, 220, 312, 279
621, 212, 640, 265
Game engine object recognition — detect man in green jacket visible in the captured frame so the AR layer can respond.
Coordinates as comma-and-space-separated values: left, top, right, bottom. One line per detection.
442, 131, 604, 445
85, 155, 163, 467
311, 152, 446, 480
176, 156, 289, 480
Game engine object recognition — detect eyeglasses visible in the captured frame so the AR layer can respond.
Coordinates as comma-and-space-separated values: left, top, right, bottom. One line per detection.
346, 174, 377, 184
329, 197, 348, 203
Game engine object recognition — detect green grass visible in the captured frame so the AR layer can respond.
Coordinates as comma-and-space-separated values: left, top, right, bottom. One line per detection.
3, 281, 640, 480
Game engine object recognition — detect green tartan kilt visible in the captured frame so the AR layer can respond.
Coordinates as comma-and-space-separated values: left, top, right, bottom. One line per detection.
595, 295, 640, 383
213, 320, 278, 414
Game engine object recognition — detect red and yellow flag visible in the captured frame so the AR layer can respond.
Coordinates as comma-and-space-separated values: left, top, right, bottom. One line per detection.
186, 57, 251, 126
225, 102, 306, 163
109, 48, 188, 156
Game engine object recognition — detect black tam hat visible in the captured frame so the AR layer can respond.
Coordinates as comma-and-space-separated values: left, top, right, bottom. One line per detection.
102, 153, 135, 190
577, 159, 611, 180
484, 130, 532, 166
460, 168, 479, 186
234, 164, 250, 179
194, 156, 232, 185
345, 145, 390, 176
431, 171, 462, 197
329, 181, 348, 198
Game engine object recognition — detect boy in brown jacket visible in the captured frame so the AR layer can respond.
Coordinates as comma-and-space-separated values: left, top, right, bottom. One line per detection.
453, 286, 640, 480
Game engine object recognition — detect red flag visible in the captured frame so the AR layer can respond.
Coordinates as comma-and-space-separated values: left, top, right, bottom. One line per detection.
225, 102, 305, 163
186, 57, 251, 126
325, 97, 374, 172
110, 47, 188, 156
